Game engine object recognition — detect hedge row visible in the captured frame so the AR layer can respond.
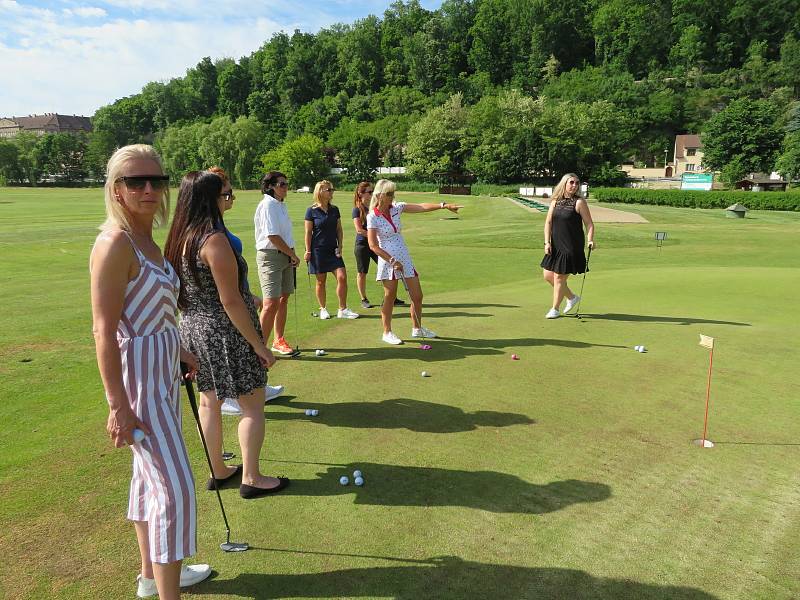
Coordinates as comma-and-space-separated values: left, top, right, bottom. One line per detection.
591, 188, 800, 211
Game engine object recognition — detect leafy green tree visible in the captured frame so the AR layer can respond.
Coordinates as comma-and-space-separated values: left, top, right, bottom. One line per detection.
0, 139, 21, 183
93, 95, 154, 147
702, 98, 783, 184
405, 94, 470, 180
14, 132, 45, 184
289, 92, 349, 139
775, 130, 800, 180
780, 32, 800, 96
184, 57, 218, 117
329, 126, 380, 182
155, 121, 207, 181
261, 134, 327, 187
380, 0, 431, 88
337, 16, 383, 96
217, 61, 252, 118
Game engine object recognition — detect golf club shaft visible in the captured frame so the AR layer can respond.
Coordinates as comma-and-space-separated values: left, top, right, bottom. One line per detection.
293, 266, 299, 351
180, 363, 232, 541
574, 245, 592, 317
398, 272, 423, 334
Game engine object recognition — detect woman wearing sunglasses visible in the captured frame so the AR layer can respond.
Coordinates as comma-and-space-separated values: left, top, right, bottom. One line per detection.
90, 145, 211, 599
254, 171, 300, 356
540, 172, 595, 318
351, 181, 406, 309
206, 166, 285, 416
367, 179, 463, 345
165, 171, 289, 501
304, 180, 359, 319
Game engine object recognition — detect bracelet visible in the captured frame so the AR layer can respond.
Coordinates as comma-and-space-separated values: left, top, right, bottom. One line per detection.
440, 201, 446, 209
389, 256, 396, 264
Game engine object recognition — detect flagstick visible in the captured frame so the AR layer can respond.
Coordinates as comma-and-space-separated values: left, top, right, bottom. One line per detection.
700, 345, 714, 447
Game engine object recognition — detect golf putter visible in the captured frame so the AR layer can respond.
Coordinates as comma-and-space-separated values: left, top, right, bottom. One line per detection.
180, 363, 249, 553
573, 245, 593, 319
290, 267, 301, 357
306, 270, 318, 318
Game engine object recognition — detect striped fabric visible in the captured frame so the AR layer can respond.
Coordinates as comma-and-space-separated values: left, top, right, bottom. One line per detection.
118, 236, 196, 564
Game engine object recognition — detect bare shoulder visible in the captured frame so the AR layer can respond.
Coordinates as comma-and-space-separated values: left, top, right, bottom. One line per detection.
91, 229, 134, 270
200, 231, 234, 262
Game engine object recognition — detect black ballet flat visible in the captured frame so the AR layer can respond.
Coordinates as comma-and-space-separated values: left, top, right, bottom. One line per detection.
239, 477, 290, 499
206, 464, 243, 490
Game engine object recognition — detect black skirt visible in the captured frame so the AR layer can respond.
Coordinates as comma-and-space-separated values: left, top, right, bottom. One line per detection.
540, 200, 586, 275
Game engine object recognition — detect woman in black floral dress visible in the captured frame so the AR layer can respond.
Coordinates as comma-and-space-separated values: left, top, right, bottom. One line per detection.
164, 171, 289, 499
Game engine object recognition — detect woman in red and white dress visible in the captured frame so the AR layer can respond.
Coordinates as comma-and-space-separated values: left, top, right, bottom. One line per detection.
366, 179, 462, 345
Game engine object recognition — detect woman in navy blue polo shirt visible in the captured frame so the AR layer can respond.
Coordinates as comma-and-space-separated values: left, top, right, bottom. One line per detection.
304, 180, 359, 320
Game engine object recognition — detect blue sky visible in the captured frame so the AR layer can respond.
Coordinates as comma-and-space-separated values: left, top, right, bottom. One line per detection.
1, 0, 442, 118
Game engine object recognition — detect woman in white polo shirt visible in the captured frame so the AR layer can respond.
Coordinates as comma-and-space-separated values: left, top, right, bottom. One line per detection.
254, 171, 300, 355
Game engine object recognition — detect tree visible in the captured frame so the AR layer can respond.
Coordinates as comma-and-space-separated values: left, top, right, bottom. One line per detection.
775, 130, 800, 180
780, 32, 800, 96
405, 94, 470, 180
155, 121, 207, 181
217, 61, 252, 118
0, 139, 20, 183
701, 98, 783, 184
261, 134, 327, 187
14, 132, 44, 185
331, 127, 380, 182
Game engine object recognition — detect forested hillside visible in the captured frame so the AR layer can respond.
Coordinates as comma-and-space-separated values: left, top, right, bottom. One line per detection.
2, 0, 799, 187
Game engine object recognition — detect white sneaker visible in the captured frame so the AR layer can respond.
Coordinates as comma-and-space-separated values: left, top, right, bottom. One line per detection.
337, 307, 360, 319
221, 398, 242, 416
266, 384, 284, 401
545, 308, 560, 319
136, 564, 212, 597
319, 307, 331, 320
382, 331, 403, 345
411, 327, 437, 338
563, 295, 581, 313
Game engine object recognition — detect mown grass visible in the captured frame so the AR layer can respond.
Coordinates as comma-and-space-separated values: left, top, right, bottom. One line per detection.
0, 187, 798, 599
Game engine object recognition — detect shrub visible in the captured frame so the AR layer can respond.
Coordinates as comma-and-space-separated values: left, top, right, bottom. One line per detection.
591, 188, 800, 211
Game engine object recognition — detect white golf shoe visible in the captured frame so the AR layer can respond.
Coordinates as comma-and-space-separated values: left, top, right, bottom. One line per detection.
545, 308, 560, 319
319, 307, 331, 320
221, 398, 242, 416
563, 295, 581, 313
136, 564, 212, 597
411, 326, 437, 338
266, 384, 284, 401
337, 307, 360, 319
382, 331, 403, 345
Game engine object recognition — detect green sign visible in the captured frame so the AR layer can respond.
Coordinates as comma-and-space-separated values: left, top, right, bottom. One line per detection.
681, 172, 713, 191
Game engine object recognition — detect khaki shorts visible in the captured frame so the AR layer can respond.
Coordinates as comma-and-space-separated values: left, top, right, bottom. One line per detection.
256, 249, 295, 299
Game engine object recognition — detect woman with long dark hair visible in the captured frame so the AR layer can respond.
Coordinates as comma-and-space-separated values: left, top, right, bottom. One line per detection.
164, 171, 289, 500
540, 173, 595, 318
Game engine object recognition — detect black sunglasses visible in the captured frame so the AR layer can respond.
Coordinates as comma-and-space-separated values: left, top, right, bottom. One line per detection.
222, 192, 235, 201
117, 175, 169, 191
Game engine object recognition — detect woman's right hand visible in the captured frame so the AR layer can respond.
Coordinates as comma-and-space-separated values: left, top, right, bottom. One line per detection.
544, 241, 552, 255
107, 406, 150, 448
256, 345, 277, 369
304, 250, 311, 263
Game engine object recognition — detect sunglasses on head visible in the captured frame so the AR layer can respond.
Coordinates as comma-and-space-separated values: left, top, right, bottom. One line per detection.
222, 191, 235, 201
363, 189, 373, 194
116, 175, 169, 191
321, 187, 334, 192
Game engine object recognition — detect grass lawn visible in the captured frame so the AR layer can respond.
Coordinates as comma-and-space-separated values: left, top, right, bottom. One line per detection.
0, 187, 798, 599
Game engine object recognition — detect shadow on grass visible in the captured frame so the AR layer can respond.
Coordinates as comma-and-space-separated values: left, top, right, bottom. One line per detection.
309, 336, 626, 363
581, 313, 750, 327
193, 555, 718, 599
266, 397, 534, 433
262, 461, 610, 514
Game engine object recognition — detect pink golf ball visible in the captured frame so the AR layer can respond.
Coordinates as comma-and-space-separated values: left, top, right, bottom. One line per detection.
511, 354, 519, 360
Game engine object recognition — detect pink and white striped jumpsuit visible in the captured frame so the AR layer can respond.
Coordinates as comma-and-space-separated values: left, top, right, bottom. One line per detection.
118, 236, 197, 564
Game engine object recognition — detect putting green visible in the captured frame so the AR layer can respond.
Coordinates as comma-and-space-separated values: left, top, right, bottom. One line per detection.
0, 187, 798, 599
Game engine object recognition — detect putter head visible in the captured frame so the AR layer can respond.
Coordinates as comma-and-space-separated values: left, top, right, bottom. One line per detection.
221, 541, 249, 552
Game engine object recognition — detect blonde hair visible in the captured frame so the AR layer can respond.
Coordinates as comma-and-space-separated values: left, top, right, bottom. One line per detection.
370, 179, 396, 210
551, 173, 580, 203
100, 144, 170, 231
312, 180, 335, 208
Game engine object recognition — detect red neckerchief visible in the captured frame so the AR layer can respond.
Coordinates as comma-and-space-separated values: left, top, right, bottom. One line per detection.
373, 205, 398, 233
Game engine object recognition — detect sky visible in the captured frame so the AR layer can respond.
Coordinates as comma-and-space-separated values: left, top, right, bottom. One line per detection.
0, 0, 442, 118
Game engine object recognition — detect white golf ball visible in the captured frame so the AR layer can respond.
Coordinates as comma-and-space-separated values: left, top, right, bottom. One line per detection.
421, 371, 430, 377
305, 409, 313, 416
354, 476, 364, 486
339, 476, 349, 486
311, 409, 319, 416
315, 349, 324, 356
353, 470, 362, 478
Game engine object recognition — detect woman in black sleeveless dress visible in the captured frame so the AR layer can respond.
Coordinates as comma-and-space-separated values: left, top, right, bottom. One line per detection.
540, 173, 595, 318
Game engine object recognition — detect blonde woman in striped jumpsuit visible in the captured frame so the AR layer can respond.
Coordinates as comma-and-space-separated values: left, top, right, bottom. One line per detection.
90, 145, 211, 599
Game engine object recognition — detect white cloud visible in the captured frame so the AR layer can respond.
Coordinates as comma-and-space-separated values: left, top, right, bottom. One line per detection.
63, 6, 108, 18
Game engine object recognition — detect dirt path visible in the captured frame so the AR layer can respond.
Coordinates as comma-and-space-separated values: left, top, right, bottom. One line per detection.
508, 197, 648, 223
